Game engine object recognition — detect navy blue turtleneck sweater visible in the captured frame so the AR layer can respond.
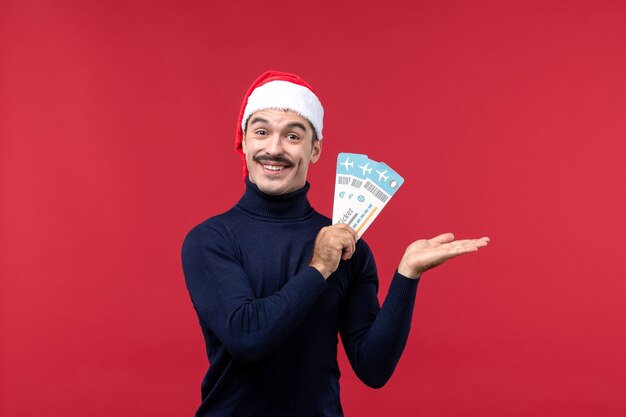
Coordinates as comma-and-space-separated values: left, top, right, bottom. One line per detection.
182, 180, 419, 417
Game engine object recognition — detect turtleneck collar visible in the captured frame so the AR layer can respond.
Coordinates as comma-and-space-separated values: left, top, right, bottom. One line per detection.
235, 178, 314, 221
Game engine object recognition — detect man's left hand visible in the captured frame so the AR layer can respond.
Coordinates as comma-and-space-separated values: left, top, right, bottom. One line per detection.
397, 233, 490, 279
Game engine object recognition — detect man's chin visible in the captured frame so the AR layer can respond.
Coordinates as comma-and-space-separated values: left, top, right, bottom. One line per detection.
254, 178, 304, 196
256, 182, 288, 195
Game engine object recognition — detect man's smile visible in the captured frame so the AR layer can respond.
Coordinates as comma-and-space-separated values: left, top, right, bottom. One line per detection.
263, 164, 286, 172
253, 155, 293, 174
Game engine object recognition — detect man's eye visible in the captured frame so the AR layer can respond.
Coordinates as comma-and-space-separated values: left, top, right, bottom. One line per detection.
287, 134, 300, 141
255, 129, 267, 135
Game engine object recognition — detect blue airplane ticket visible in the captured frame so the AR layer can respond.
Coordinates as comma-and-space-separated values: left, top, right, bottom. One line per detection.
332, 153, 404, 237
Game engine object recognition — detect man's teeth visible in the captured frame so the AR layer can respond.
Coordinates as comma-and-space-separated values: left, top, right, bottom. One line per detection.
264, 165, 284, 171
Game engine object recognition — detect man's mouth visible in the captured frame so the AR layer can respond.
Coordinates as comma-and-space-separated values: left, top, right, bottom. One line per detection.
254, 156, 293, 173
263, 164, 285, 172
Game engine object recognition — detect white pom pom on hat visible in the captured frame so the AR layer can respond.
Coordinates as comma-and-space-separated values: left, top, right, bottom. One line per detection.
235, 70, 324, 178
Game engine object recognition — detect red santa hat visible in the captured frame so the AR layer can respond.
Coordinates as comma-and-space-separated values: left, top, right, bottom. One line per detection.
235, 70, 324, 178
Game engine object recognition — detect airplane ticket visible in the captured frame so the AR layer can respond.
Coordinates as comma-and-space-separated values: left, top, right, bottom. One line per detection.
332, 153, 404, 238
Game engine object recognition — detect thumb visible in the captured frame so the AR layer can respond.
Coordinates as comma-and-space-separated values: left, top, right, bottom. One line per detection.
430, 233, 455, 244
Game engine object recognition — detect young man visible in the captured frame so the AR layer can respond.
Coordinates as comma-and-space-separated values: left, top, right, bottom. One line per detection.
182, 70, 489, 417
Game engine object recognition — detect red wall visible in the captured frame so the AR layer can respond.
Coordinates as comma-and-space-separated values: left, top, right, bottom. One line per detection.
2, 1, 625, 416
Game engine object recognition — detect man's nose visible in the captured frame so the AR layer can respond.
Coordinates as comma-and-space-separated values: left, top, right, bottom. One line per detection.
265, 133, 283, 155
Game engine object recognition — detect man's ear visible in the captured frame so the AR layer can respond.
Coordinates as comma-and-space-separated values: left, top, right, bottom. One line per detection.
241, 132, 248, 155
310, 139, 322, 163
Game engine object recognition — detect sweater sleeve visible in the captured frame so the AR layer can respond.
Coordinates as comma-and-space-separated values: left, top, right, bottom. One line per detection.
181, 223, 328, 363
339, 242, 419, 388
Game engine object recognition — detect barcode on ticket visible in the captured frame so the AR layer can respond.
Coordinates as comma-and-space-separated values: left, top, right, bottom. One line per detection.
364, 181, 389, 203
337, 176, 350, 185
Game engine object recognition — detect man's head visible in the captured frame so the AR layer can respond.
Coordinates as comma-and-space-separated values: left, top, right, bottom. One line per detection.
235, 70, 324, 195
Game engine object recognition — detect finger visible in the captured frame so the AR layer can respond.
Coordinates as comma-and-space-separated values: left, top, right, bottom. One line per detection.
442, 239, 489, 258
433, 246, 474, 261
475, 237, 490, 248
335, 225, 357, 252
319, 226, 356, 246
333, 223, 352, 231
449, 239, 483, 251
334, 223, 358, 240
444, 237, 489, 249
430, 233, 455, 244
459, 237, 490, 249
341, 234, 357, 260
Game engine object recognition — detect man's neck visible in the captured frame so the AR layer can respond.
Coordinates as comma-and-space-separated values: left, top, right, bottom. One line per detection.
235, 178, 313, 220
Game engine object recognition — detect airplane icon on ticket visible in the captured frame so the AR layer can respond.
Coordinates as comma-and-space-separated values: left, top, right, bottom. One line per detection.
340, 156, 354, 171
359, 162, 372, 175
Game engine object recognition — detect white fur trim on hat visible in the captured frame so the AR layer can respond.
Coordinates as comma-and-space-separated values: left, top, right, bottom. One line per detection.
242, 80, 324, 139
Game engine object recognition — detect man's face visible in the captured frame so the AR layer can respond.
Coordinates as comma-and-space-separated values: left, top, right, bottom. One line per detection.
242, 109, 322, 195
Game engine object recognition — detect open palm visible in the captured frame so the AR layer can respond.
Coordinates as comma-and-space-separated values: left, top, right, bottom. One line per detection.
398, 233, 490, 279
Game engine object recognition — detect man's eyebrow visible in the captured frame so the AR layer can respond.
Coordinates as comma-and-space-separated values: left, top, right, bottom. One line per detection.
285, 122, 307, 132
248, 117, 269, 126
248, 118, 308, 132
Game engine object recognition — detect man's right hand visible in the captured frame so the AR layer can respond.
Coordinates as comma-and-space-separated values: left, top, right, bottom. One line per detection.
309, 224, 358, 279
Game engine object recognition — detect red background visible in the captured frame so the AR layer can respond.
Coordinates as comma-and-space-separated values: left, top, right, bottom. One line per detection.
2, 1, 625, 416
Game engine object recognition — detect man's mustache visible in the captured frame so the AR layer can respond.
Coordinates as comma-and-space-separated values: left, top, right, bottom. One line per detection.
253, 155, 293, 165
